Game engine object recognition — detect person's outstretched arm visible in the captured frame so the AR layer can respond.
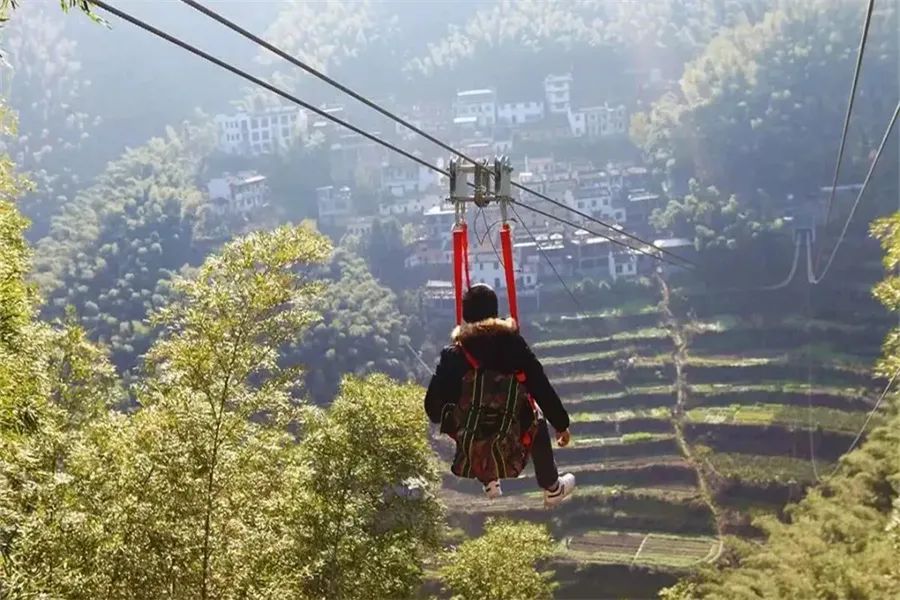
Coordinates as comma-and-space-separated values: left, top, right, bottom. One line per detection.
517, 338, 570, 433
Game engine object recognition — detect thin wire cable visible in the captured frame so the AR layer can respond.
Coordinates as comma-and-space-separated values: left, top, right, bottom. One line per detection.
92, 0, 447, 180
512, 199, 666, 264
709, 235, 802, 294
481, 209, 508, 272
96, 0, 689, 270
404, 341, 432, 375
510, 203, 588, 318
811, 101, 900, 284
804, 276, 820, 482
514, 183, 696, 268
829, 367, 900, 478
178, 0, 695, 269
817, 0, 876, 271
760, 235, 801, 291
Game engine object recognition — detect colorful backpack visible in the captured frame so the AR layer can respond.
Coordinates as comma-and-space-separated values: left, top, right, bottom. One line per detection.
446, 345, 538, 484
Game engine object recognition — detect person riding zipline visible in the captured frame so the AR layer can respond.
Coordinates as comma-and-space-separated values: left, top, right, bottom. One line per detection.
424, 283, 576, 507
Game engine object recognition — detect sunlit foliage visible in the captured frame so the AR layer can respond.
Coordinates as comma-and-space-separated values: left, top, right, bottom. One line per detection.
440, 519, 556, 600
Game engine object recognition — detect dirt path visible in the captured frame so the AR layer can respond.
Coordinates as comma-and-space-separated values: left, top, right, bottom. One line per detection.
657, 274, 725, 539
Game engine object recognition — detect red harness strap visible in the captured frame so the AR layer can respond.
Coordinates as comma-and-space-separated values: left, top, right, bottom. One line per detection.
452, 224, 470, 325
459, 343, 480, 370
499, 223, 519, 324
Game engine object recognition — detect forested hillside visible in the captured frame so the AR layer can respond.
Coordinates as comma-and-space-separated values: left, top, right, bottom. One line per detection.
634, 0, 898, 252
1, 0, 898, 598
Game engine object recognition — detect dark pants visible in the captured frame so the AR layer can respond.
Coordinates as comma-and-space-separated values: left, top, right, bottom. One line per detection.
531, 419, 559, 490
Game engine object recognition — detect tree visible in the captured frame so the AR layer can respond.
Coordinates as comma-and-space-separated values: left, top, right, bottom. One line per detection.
0, 2, 102, 238
650, 178, 781, 251
0, 0, 95, 22
33, 124, 216, 369
363, 218, 410, 290
295, 248, 414, 403
281, 374, 443, 599
0, 100, 121, 597
3, 220, 447, 598
440, 519, 556, 600
635, 1, 898, 202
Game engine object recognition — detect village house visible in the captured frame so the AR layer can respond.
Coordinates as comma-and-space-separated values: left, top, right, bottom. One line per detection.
423, 205, 457, 243
214, 105, 307, 156
329, 131, 388, 186
544, 74, 573, 114
380, 158, 441, 198
571, 233, 612, 277
345, 216, 376, 239
570, 104, 628, 138
454, 89, 497, 128
379, 192, 443, 219
206, 172, 268, 215
648, 238, 696, 276
316, 185, 354, 229
626, 190, 662, 232
514, 112, 572, 144
496, 100, 545, 126
515, 232, 574, 280
608, 246, 639, 281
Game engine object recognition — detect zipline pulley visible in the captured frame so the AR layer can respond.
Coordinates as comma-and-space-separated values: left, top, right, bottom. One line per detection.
448, 156, 519, 326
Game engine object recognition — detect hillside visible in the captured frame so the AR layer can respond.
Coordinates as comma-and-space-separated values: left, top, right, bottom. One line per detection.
433, 239, 891, 598
2, 0, 898, 598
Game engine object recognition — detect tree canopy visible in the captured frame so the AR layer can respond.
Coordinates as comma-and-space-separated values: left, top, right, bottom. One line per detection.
1, 218, 446, 598
634, 0, 898, 199
440, 518, 557, 600
294, 247, 415, 403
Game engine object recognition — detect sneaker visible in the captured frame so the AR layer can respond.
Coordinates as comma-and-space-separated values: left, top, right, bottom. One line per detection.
483, 480, 502, 500
543, 473, 576, 508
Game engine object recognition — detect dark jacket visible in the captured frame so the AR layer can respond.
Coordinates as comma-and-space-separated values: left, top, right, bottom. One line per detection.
424, 318, 569, 432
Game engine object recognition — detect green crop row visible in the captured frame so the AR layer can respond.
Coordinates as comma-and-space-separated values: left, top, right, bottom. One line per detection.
685, 403, 866, 433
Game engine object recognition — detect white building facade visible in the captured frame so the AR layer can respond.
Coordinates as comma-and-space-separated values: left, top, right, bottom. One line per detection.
214, 106, 308, 156
206, 172, 268, 214
496, 101, 544, 126
544, 74, 573, 115
316, 185, 354, 228
454, 89, 497, 128
379, 193, 443, 218
381, 162, 441, 198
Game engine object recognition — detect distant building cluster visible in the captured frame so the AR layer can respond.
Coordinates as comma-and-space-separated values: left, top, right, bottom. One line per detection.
452, 74, 627, 141
207, 71, 676, 312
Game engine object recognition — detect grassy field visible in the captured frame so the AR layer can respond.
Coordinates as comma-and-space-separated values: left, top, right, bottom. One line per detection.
565, 530, 720, 568
706, 452, 832, 484
685, 403, 867, 433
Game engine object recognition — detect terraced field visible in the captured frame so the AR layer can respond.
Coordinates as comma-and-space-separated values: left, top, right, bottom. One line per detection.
435, 269, 891, 598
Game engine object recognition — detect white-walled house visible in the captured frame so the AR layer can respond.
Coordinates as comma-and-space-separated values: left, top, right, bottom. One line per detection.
496, 100, 544, 126
469, 247, 538, 293
381, 161, 441, 198
206, 172, 268, 214
544, 74, 573, 114
379, 193, 443, 219
570, 104, 628, 138
455, 89, 497, 128
316, 185, 354, 229
609, 247, 638, 281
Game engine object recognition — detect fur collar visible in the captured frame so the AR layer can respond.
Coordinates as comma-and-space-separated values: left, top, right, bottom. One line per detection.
451, 317, 518, 343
